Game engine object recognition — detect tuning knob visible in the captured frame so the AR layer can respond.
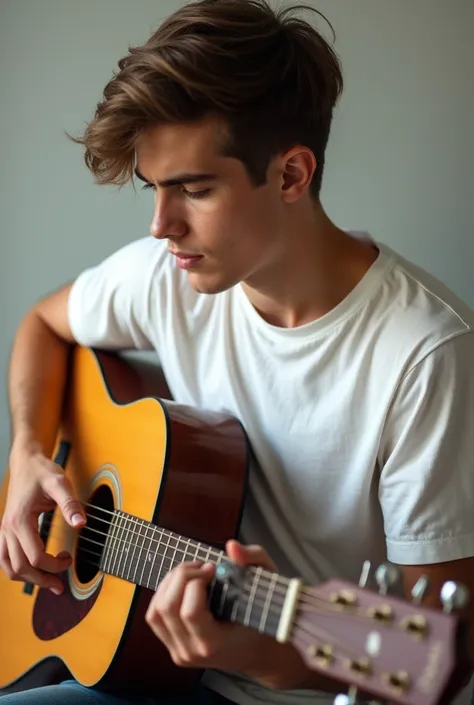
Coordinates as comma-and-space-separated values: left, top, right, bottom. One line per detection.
334, 692, 385, 705
411, 575, 430, 604
333, 694, 355, 705
375, 563, 399, 595
440, 581, 469, 612
333, 686, 360, 704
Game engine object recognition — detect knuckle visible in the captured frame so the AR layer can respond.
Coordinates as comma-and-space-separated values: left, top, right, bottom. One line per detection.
29, 552, 43, 570
0, 559, 14, 580
171, 651, 184, 667
196, 642, 213, 660
8, 514, 21, 531
160, 599, 175, 617
180, 603, 199, 622
10, 557, 26, 575
145, 606, 157, 625
44, 474, 64, 493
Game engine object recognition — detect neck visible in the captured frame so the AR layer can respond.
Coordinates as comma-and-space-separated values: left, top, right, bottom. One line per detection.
96, 508, 293, 639
242, 202, 378, 328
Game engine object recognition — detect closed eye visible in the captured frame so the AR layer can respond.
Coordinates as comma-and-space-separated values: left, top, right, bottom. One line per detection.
181, 188, 211, 200
141, 183, 211, 200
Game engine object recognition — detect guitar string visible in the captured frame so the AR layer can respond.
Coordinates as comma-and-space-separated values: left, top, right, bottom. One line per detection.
41, 509, 402, 622
43, 514, 342, 616
43, 505, 434, 633
44, 504, 345, 609
42, 504, 291, 598
43, 522, 414, 645
49, 542, 361, 661
42, 513, 387, 625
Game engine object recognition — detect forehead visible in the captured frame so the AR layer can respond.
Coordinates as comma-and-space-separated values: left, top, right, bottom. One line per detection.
135, 119, 226, 176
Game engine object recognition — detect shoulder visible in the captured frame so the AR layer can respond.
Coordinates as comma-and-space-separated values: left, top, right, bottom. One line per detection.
367, 242, 474, 376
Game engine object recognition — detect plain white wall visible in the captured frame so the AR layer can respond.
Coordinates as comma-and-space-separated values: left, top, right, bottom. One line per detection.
1, 0, 474, 473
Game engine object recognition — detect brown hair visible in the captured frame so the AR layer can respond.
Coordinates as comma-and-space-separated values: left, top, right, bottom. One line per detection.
73, 0, 343, 199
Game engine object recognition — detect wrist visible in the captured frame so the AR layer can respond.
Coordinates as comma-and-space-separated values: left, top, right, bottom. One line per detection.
241, 639, 311, 691
10, 432, 44, 465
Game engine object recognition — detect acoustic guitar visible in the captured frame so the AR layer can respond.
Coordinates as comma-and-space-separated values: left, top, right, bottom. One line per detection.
0, 345, 471, 704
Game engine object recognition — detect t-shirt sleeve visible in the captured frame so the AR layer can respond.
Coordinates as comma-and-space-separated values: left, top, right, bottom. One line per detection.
67, 237, 163, 351
379, 330, 474, 565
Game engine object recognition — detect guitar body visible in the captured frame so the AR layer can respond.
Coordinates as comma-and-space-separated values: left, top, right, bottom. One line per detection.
0, 346, 249, 696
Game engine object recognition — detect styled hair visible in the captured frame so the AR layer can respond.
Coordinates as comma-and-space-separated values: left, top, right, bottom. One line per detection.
73, 0, 343, 199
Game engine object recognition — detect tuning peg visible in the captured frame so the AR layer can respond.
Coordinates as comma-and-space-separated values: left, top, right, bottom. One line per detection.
333, 686, 358, 704
358, 559, 371, 588
440, 581, 469, 613
340, 563, 372, 705
411, 575, 430, 604
374, 563, 399, 595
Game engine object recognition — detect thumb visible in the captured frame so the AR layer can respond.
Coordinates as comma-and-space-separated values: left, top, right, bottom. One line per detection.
225, 540, 277, 572
48, 473, 86, 528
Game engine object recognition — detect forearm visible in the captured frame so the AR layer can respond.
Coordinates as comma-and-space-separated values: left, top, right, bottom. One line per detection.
9, 310, 71, 459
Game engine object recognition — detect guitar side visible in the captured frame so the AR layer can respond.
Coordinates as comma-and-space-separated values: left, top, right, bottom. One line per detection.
0, 346, 249, 696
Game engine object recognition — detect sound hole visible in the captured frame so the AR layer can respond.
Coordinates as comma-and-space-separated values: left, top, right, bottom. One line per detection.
76, 485, 114, 584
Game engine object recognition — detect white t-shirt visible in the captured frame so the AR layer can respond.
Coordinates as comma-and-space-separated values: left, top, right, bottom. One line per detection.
68, 233, 474, 705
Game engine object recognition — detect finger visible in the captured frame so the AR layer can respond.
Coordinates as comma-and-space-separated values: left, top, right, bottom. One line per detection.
18, 518, 72, 575
180, 570, 218, 651
226, 540, 277, 571
145, 600, 173, 647
7, 533, 64, 594
158, 567, 208, 647
43, 474, 86, 529
150, 564, 212, 657
0, 530, 13, 578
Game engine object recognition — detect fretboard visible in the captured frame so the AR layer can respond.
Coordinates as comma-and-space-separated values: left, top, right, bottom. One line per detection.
99, 510, 289, 639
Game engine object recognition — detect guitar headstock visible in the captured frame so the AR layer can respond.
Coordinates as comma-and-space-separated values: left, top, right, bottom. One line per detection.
290, 564, 472, 705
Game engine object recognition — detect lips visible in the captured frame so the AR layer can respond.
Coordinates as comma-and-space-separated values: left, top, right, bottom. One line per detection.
170, 251, 204, 270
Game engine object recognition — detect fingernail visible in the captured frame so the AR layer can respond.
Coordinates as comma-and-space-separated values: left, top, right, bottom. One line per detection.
57, 551, 72, 561
51, 586, 62, 596
71, 514, 84, 527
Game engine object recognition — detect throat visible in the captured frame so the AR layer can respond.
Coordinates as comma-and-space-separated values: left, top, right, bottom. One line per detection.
242, 236, 379, 329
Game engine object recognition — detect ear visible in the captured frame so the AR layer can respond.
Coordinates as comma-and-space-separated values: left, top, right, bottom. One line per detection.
280, 147, 317, 203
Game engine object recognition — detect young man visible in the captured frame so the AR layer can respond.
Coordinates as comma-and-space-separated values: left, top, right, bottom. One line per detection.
1, 0, 474, 704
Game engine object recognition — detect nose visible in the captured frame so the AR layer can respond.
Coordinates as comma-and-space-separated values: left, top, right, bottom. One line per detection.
149, 191, 187, 240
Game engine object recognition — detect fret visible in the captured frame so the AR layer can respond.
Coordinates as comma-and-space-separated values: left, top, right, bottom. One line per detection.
259, 572, 278, 634
152, 529, 172, 589
114, 512, 133, 578
217, 567, 287, 639
124, 515, 141, 582
170, 534, 179, 577
182, 537, 193, 564
148, 524, 164, 589
111, 512, 129, 578
208, 551, 225, 617
133, 519, 149, 586
107, 512, 122, 576
101, 511, 119, 573
243, 566, 263, 628
101, 510, 289, 642
140, 522, 156, 589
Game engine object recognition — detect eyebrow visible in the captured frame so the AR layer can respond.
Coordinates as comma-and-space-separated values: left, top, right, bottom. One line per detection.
134, 168, 218, 188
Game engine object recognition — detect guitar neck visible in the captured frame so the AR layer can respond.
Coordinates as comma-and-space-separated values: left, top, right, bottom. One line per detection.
98, 509, 293, 640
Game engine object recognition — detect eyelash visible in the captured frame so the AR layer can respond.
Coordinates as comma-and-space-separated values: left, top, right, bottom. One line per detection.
141, 183, 211, 200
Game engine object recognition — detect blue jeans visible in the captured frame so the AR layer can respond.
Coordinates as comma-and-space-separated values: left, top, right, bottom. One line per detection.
0, 680, 232, 705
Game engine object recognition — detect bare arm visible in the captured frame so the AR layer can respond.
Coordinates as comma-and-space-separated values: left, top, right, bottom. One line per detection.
1, 283, 86, 594
9, 283, 75, 459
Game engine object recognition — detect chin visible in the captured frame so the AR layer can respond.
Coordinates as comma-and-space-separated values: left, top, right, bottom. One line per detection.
187, 271, 239, 295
